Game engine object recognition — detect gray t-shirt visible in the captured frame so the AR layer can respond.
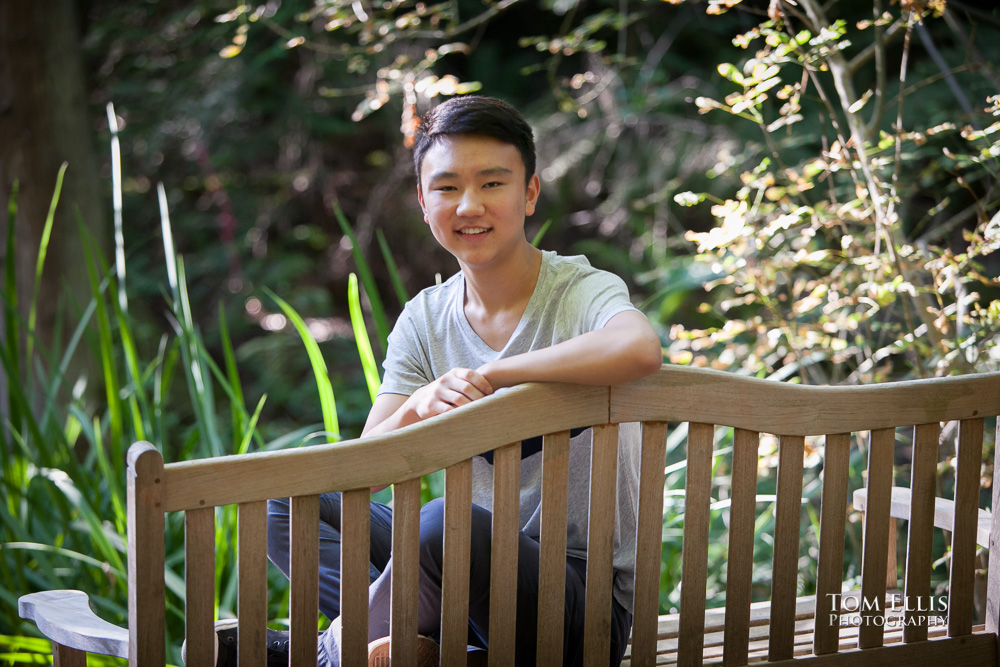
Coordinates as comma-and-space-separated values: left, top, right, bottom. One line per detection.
379, 250, 643, 612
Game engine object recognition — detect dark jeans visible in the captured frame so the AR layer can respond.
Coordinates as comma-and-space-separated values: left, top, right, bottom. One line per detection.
267, 493, 632, 666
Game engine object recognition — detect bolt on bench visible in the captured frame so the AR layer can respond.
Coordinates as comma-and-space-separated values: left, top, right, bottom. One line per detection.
18, 366, 1000, 666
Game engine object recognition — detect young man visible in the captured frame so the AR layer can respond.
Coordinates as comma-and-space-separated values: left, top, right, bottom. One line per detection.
265, 95, 662, 666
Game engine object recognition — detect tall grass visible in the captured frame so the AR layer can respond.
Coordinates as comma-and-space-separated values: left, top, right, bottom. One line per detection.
0, 119, 393, 663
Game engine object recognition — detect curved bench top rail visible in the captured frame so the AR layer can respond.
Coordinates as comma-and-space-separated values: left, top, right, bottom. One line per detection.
156, 383, 608, 512
611, 367, 1000, 435
143, 367, 1000, 512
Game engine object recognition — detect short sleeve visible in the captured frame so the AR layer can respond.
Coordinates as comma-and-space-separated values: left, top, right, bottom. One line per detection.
562, 268, 641, 334
378, 307, 431, 397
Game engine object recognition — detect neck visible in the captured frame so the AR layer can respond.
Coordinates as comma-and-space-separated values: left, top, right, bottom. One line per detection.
462, 243, 542, 313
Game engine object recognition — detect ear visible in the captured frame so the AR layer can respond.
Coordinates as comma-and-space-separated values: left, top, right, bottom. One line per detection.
416, 184, 429, 224
524, 174, 541, 216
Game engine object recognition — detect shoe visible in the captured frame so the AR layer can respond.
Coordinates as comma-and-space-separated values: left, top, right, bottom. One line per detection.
181, 619, 291, 667
367, 634, 440, 666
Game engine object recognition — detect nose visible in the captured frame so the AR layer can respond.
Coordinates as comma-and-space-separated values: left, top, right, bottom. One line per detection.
456, 188, 485, 216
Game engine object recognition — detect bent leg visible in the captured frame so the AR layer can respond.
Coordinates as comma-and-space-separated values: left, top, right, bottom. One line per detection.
267, 492, 393, 620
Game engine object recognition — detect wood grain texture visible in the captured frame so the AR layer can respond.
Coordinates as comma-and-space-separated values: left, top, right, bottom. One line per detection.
489, 442, 521, 667
858, 428, 894, 650
610, 367, 1000, 436
341, 489, 371, 666
185, 507, 216, 667
629, 422, 669, 667
290, 494, 319, 667
127, 442, 166, 666
17, 590, 128, 658
391, 478, 422, 666
948, 418, 985, 638
885, 518, 898, 591
769, 435, 805, 661
813, 433, 850, 656
537, 431, 570, 667
904, 423, 938, 643
761, 632, 997, 667
161, 383, 609, 512
852, 486, 992, 549
677, 422, 715, 667
723, 428, 759, 667
238, 501, 268, 667
988, 419, 1000, 634
52, 644, 86, 667
583, 424, 619, 667
441, 459, 472, 667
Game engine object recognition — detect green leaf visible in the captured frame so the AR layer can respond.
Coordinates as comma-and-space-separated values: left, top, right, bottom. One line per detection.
265, 288, 340, 441
348, 274, 381, 405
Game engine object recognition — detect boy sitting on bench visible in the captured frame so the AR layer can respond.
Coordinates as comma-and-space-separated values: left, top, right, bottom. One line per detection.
249, 95, 661, 666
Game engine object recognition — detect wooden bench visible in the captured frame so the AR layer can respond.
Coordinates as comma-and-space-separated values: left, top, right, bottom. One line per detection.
18, 366, 1000, 666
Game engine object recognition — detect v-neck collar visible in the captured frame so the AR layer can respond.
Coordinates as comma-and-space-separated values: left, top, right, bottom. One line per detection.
458, 251, 549, 354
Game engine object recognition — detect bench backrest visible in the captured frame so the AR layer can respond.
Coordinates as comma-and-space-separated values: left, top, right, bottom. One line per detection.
126, 366, 1000, 666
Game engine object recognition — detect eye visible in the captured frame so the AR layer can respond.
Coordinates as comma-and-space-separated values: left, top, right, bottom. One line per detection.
483, 181, 503, 189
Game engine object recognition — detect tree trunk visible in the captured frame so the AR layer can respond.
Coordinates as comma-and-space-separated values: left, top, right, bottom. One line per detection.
0, 0, 108, 420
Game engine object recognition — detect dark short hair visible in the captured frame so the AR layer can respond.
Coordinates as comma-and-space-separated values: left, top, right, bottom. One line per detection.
412, 95, 536, 188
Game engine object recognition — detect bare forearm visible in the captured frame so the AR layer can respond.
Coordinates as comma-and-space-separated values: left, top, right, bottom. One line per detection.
477, 313, 662, 390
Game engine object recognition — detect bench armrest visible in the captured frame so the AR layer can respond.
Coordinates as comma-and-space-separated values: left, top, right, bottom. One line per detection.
18, 589, 129, 658
853, 486, 991, 549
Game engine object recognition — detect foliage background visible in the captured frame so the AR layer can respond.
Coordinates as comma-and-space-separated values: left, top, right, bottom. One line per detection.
1, 0, 999, 662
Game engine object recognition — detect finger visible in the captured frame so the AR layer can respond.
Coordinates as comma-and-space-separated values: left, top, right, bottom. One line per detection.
457, 368, 494, 396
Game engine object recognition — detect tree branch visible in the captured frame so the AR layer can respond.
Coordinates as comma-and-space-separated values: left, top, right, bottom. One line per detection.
407, 0, 524, 40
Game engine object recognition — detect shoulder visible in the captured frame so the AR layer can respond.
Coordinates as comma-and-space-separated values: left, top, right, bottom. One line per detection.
398, 271, 464, 323
539, 250, 629, 292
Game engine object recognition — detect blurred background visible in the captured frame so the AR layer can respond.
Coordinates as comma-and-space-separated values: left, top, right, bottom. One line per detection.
2, 0, 998, 662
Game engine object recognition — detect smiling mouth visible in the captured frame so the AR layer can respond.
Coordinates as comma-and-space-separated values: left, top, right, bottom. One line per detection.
458, 228, 490, 235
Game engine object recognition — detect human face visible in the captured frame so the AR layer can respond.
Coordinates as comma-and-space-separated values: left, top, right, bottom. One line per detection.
417, 134, 540, 272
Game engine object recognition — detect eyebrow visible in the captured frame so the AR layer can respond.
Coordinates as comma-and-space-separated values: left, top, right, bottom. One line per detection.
427, 166, 515, 183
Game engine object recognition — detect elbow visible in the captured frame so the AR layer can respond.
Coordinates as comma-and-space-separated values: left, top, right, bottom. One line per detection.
636, 331, 664, 377
620, 328, 663, 382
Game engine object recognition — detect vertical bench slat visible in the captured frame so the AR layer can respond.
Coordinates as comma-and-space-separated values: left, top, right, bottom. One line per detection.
630, 422, 669, 667
127, 443, 166, 666
238, 501, 268, 667
678, 422, 715, 667
813, 433, 851, 655
537, 431, 570, 666
948, 418, 985, 638
768, 435, 804, 661
722, 428, 758, 667
52, 643, 87, 667
583, 424, 620, 667
987, 419, 1000, 634
489, 442, 521, 667
442, 459, 473, 666
903, 423, 939, 643
858, 428, 894, 650
290, 494, 319, 667
341, 488, 372, 665
391, 478, 422, 666
185, 507, 216, 667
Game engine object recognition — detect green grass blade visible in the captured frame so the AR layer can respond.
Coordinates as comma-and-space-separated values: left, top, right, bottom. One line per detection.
348, 273, 381, 404
26, 162, 67, 363
2, 180, 22, 446
237, 395, 267, 455
219, 307, 247, 449
264, 288, 340, 442
158, 182, 180, 303
81, 226, 124, 454
531, 218, 553, 248
107, 102, 128, 315
332, 202, 390, 355
375, 228, 409, 308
